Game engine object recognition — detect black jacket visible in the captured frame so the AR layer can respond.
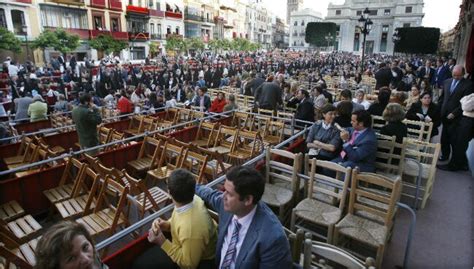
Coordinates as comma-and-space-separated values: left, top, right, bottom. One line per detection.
406, 102, 441, 137
294, 98, 314, 125
375, 67, 393, 90
440, 78, 473, 121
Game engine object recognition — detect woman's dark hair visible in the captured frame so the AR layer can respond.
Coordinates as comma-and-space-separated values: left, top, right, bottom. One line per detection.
167, 169, 196, 204
35, 221, 95, 269
79, 93, 91, 105
383, 103, 406, 122
321, 103, 336, 115
377, 87, 391, 105
226, 165, 264, 204
419, 91, 432, 100
299, 89, 309, 98
314, 86, 324, 95
352, 109, 372, 128
336, 100, 353, 117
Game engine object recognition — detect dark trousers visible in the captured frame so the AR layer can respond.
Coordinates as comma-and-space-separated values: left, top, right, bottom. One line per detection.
441, 117, 473, 168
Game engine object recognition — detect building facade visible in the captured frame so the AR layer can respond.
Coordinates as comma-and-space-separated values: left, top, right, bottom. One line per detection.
286, 0, 302, 25
272, 17, 288, 49
289, 8, 322, 50
325, 0, 424, 55
452, 0, 473, 74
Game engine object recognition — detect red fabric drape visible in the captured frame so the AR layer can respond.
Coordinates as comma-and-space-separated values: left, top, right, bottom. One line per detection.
465, 26, 474, 76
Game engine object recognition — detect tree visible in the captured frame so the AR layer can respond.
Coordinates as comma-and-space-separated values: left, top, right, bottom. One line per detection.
149, 42, 159, 58
0, 27, 21, 53
187, 37, 205, 53
32, 29, 80, 56
305, 22, 337, 48
165, 35, 185, 53
394, 27, 440, 54
89, 34, 128, 55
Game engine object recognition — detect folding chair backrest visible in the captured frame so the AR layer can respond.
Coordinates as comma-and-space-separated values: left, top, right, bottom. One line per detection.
190, 110, 205, 121
128, 115, 144, 131
371, 115, 386, 133
59, 158, 86, 187
402, 137, 440, 178
98, 126, 113, 145
264, 121, 285, 142
375, 135, 405, 176
93, 176, 129, 231
348, 169, 401, 227
307, 157, 351, 211
402, 119, 425, 141
106, 130, 126, 150
159, 142, 187, 170
182, 149, 209, 184
138, 136, 162, 160
213, 125, 238, 151
78, 167, 102, 215
141, 116, 157, 132
235, 130, 264, 156
258, 108, 275, 117
265, 148, 302, 193
232, 111, 250, 129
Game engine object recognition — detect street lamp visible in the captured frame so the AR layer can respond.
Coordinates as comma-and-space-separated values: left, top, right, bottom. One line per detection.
325, 33, 333, 51
22, 24, 30, 61
392, 29, 401, 56
357, 7, 373, 71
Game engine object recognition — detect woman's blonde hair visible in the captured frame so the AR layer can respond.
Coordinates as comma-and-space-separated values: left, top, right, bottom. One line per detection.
35, 221, 95, 269
383, 103, 406, 122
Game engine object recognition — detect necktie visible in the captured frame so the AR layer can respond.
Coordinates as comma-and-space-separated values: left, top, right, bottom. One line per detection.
221, 220, 241, 269
340, 131, 360, 159
450, 80, 459, 94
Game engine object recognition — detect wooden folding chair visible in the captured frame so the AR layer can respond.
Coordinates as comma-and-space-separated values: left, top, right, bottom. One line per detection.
14, 143, 54, 178
146, 142, 187, 183
127, 137, 163, 177
232, 111, 251, 130
43, 158, 87, 204
333, 169, 401, 268
6, 142, 40, 170
181, 147, 209, 184
53, 167, 101, 219
374, 134, 405, 182
124, 115, 144, 136
261, 148, 302, 223
207, 125, 238, 155
0, 201, 25, 222
0, 213, 42, 245
191, 121, 219, 148
402, 119, 427, 142
0, 231, 38, 268
227, 129, 264, 164
371, 115, 386, 133
3, 136, 34, 165
262, 120, 286, 146
291, 158, 351, 244
124, 172, 171, 219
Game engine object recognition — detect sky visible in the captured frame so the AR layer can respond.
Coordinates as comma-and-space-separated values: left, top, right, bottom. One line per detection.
263, 0, 462, 33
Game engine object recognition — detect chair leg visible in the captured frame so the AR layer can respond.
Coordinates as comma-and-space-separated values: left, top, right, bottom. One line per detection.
290, 209, 296, 231
375, 244, 385, 269
327, 225, 334, 244
333, 227, 340, 247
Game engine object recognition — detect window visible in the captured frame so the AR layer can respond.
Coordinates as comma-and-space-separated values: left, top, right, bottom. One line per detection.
403, 23, 410, 28
336, 25, 340, 36
111, 17, 119, 31
156, 1, 161, 10
382, 25, 389, 32
353, 32, 360, 51
11, 10, 26, 35
41, 6, 88, 29
356, 10, 362, 16
150, 23, 154, 34
93, 15, 103, 30
0, 9, 6, 28
293, 41, 296, 46
175, 26, 179, 34
166, 26, 171, 34
384, 9, 390, 15
129, 0, 133, 5
294, 20, 297, 26
405, 6, 412, 13
157, 23, 161, 35
301, 20, 304, 26
335, 10, 341, 15
369, 9, 377, 16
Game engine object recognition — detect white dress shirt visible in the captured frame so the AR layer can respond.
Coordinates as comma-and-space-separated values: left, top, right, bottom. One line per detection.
219, 206, 257, 269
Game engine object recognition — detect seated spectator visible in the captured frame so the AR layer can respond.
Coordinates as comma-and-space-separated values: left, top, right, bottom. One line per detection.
53, 94, 69, 112
311, 85, 328, 110
90, 91, 102, 107
223, 94, 239, 112
28, 95, 47, 122
14, 92, 33, 122
306, 104, 342, 160
331, 110, 377, 172
209, 92, 227, 113
148, 92, 165, 110
380, 103, 408, 143
334, 89, 364, 112
0, 121, 11, 145
368, 87, 391, 116
193, 87, 211, 112
134, 169, 217, 269
35, 221, 107, 269
196, 166, 293, 269
352, 89, 371, 110
406, 91, 441, 139
291, 89, 315, 126
334, 100, 353, 128
117, 90, 134, 115
405, 84, 421, 110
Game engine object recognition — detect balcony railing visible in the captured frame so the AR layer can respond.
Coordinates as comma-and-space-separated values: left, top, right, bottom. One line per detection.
165, 11, 183, 19
184, 13, 202, 22
150, 34, 164, 40
49, 0, 85, 5
149, 9, 165, 17
44, 26, 90, 39
16, 0, 32, 3
166, 33, 183, 39
128, 32, 149, 40
90, 0, 106, 8
127, 5, 149, 14
109, 0, 122, 10
90, 29, 110, 38
112, 31, 129, 40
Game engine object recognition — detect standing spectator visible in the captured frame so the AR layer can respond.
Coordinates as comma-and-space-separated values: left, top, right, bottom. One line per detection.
418, 59, 435, 85
368, 87, 391, 116
290, 89, 315, 126
434, 58, 451, 88
8, 60, 19, 77
374, 62, 393, 90
438, 65, 473, 171
380, 103, 408, 143
406, 91, 441, 139
257, 76, 282, 111
193, 87, 211, 111
53, 94, 69, 112
134, 169, 217, 269
28, 95, 48, 122
331, 110, 377, 172
117, 90, 134, 115
195, 166, 293, 269
14, 92, 33, 122
209, 92, 227, 113
72, 93, 102, 154
352, 89, 371, 110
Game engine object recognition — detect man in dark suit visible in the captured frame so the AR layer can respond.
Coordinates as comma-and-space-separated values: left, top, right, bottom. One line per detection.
196, 166, 293, 269
374, 62, 393, 90
417, 59, 435, 84
290, 89, 314, 126
437, 65, 473, 171
244, 72, 265, 96
193, 86, 211, 111
256, 76, 282, 111
434, 58, 451, 88
331, 110, 377, 172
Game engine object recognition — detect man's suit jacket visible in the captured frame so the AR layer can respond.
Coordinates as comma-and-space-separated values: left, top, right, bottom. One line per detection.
295, 98, 314, 124
258, 82, 282, 110
434, 65, 451, 88
196, 185, 293, 269
441, 78, 473, 120
333, 127, 377, 172
418, 66, 435, 82
193, 94, 211, 111
374, 67, 393, 90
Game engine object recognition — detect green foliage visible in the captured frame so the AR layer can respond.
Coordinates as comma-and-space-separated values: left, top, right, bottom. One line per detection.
89, 34, 128, 54
394, 27, 440, 54
305, 22, 337, 47
208, 38, 260, 52
149, 42, 159, 57
32, 29, 80, 54
0, 27, 21, 53
187, 37, 205, 52
165, 35, 185, 53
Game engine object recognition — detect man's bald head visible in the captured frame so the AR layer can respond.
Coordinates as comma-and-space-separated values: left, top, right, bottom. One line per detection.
452, 65, 464, 80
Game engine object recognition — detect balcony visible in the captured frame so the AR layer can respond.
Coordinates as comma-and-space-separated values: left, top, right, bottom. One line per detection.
109, 0, 122, 11
149, 9, 165, 17
127, 5, 149, 14
165, 11, 183, 19
90, 0, 106, 8
184, 13, 202, 22
128, 32, 149, 40
49, 0, 85, 6
112, 31, 129, 40
150, 34, 164, 40
166, 33, 183, 39
16, 0, 32, 3
44, 26, 90, 39
90, 29, 110, 38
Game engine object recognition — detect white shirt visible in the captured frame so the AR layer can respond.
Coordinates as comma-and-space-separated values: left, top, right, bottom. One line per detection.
219, 206, 257, 269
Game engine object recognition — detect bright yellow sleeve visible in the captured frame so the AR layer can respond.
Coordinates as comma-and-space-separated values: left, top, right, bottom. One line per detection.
161, 237, 207, 269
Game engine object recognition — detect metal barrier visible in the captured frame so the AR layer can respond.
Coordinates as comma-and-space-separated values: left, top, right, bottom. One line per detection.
95, 128, 308, 251
0, 110, 235, 176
